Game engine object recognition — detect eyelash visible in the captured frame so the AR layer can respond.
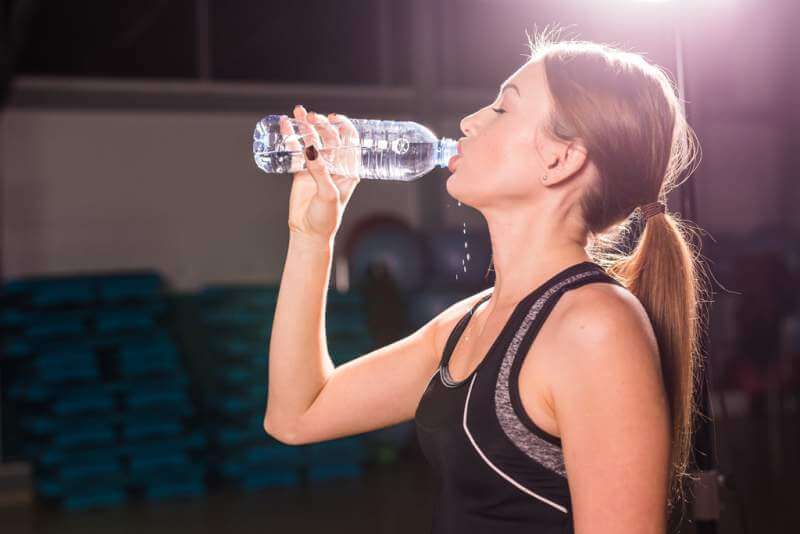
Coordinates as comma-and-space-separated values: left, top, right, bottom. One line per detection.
491, 107, 506, 114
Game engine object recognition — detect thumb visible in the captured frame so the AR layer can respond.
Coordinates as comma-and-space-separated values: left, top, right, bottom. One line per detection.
304, 144, 339, 202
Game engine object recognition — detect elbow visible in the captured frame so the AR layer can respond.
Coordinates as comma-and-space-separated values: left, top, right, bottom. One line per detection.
263, 417, 303, 446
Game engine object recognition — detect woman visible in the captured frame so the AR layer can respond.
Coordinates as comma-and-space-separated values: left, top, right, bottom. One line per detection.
264, 29, 707, 534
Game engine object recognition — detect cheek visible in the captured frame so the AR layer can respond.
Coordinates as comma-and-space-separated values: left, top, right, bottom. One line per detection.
473, 122, 537, 177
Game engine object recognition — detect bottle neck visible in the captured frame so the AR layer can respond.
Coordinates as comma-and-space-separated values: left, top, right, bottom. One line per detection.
435, 138, 458, 168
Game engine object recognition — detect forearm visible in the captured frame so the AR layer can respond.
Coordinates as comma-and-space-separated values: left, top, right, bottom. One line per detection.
264, 232, 336, 435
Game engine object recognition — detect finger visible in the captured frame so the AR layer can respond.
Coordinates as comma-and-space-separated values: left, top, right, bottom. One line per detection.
309, 111, 349, 176
280, 114, 303, 153
283, 104, 309, 154
307, 112, 342, 158
295, 116, 322, 156
293, 104, 308, 121
303, 143, 339, 202
327, 113, 361, 178
292, 105, 322, 157
328, 113, 359, 147
279, 114, 307, 172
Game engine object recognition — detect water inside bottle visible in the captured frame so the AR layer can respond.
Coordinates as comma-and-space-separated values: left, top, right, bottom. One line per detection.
253, 115, 457, 180
254, 144, 441, 180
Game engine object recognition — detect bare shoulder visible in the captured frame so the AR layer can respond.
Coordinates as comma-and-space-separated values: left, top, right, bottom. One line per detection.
542, 282, 671, 532
530, 282, 662, 421
553, 282, 659, 365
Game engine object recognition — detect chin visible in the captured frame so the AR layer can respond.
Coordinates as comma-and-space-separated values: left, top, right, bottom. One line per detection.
445, 172, 476, 206
445, 171, 461, 198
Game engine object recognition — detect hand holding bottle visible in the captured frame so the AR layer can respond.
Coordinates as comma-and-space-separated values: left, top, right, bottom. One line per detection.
254, 114, 458, 181
284, 105, 361, 245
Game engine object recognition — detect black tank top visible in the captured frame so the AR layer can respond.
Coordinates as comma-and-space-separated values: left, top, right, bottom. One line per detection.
414, 260, 624, 534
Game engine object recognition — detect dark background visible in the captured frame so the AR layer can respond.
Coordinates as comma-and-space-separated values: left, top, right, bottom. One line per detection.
2, 1, 799, 533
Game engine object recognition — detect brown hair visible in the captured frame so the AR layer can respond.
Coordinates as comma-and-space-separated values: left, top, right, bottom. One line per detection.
526, 27, 711, 517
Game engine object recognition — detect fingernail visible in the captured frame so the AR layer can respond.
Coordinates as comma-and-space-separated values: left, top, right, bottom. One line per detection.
305, 145, 318, 161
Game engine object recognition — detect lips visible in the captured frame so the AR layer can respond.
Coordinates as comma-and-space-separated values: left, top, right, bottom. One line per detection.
448, 139, 466, 172
448, 154, 462, 172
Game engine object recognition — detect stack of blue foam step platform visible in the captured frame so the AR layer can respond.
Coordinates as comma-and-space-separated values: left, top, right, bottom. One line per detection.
1, 271, 207, 511
172, 285, 379, 492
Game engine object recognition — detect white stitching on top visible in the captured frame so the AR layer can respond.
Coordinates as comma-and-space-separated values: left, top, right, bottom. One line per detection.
463, 372, 569, 514
494, 270, 603, 477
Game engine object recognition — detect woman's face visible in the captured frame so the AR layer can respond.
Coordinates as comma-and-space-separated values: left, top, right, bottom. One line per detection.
447, 59, 557, 208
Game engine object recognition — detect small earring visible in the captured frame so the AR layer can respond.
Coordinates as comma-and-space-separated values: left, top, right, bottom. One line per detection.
542, 174, 548, 182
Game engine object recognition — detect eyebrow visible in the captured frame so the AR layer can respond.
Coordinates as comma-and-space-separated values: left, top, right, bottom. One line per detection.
499, 83, 521, 97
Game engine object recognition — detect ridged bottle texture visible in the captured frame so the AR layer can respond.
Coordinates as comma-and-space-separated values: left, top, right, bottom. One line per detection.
253, 115, 457, 181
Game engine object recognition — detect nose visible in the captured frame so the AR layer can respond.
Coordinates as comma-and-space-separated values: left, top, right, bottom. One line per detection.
459, 111, 480, 137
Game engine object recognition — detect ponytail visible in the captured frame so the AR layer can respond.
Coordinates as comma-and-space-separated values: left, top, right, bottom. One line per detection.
528, 27, 712, 515
595, 208, 711, 513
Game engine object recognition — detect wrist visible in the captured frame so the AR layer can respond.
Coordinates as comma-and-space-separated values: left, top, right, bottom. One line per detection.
288, 231, 335, 253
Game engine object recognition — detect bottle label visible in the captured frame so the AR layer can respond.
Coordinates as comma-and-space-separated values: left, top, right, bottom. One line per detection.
393, 138, 410, 155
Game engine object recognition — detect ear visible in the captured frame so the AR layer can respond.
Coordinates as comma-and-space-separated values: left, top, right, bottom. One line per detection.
544, 139, 589, 185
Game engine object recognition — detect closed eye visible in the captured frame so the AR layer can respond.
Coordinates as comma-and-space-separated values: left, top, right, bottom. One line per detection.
491, 107, 506, 114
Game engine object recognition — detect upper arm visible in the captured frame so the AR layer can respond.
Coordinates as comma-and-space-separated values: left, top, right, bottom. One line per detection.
280, 289, 492, 445
549, 288, 671, 533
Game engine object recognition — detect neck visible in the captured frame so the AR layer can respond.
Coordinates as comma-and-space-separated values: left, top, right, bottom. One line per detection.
481, 200, 591, 311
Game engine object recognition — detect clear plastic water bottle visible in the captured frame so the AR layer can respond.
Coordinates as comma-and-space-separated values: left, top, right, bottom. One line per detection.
252, 115, 458, 181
